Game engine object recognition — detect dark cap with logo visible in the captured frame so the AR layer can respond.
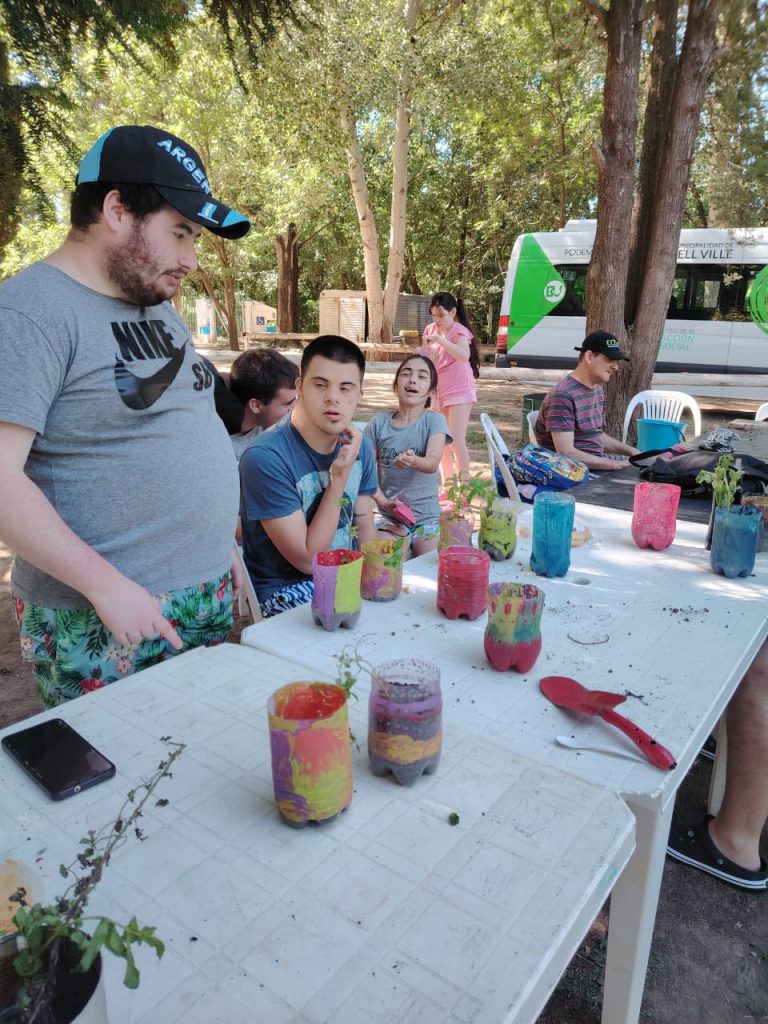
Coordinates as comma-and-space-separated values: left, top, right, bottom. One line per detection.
76, 125, 251, 240
575, 330, 629, 361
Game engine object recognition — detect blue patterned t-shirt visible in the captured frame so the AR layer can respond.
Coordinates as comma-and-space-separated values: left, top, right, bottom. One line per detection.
239, 419, 377, 601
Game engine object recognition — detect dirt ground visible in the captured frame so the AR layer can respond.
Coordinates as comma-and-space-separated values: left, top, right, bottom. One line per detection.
0, 368, 766, 1024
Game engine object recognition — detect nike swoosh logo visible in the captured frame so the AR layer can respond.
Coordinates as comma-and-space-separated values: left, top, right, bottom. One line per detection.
114, 342, 188, 410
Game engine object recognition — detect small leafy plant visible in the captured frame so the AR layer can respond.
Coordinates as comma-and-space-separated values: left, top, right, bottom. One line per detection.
696, 454, 744, 510
3, 739, 185, 1023
443, 474, 497, 519
337, 495, 359, 548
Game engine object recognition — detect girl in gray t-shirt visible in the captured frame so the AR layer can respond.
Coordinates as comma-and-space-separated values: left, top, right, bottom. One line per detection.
364, 355, 451, 556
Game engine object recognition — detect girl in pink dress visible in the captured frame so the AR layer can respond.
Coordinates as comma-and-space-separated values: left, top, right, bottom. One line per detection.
418, 291, 480, 480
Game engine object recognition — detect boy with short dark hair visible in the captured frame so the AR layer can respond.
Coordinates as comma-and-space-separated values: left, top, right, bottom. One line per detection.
239, 335, 377, 617
228, 349, 299, 460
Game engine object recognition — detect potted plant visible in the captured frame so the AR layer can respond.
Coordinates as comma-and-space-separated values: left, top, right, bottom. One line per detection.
697, 455, 761, 577
439, 474, 497, 549
0, 741, 184, 1024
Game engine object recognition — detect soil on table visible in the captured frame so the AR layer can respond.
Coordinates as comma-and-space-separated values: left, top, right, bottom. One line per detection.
1, 370, 766, 1024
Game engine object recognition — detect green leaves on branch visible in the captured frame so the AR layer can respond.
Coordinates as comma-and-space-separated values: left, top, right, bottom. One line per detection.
696, 454, 744, 509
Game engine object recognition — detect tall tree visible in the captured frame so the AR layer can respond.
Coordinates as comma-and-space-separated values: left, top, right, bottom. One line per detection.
583, 0, 724, 437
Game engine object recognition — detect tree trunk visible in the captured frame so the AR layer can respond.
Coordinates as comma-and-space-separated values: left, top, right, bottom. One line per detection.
585, 0, 645, 347
0, 41, 25, 260
625, 0, 679, 323
340, 96, 385, 344
275, 223, 300, 331
382, 0, 420, 341
607, 0, 721, 434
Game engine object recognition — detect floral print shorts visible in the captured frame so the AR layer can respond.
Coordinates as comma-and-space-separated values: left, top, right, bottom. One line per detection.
13, 572, 233, 708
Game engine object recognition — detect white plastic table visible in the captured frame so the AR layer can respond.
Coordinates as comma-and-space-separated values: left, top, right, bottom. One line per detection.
0, 643, 634, 1024
242, 503, 768, 1024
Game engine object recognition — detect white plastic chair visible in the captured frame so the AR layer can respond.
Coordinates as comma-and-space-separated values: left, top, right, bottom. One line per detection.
527, 409, 539, 442
480, 413, 521, 504
234, 546, 263, 623
755, 403, 768, 422
622, 389, 702, 443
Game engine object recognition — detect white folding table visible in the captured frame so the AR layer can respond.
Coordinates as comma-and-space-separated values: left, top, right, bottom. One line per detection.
242, 503, 768, 1024
0, 643, 634, 1024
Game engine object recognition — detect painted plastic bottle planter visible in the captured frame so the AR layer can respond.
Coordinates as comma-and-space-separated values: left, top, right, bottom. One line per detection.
368, 659, 442, 786
479, 497, 518, 561
530, 492, 575, 578
631, 482, 680, 551
436, 546, 491, 620
710, 505, 761, 579
360, 536, 406, 602
439, 510, 474, 550
311, 549, 363, 630
268, 682, 353, 827
484, 582, 544, 673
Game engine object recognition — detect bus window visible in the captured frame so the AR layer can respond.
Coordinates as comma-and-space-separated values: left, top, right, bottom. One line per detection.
667, 274, 687, 318
726, 264, 760, 323
549, 266, 587, 316
688, 266, 722, 319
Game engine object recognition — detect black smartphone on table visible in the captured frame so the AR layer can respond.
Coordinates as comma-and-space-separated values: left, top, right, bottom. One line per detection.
1, 718, 116, 800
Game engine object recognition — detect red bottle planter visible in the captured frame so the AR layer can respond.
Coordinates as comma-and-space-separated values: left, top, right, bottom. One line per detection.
484, 582, 544, 673
436, 546, 490, 621
631, 482, 680, 551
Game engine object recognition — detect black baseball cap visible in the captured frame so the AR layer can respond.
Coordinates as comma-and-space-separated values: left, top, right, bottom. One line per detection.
575, 330, 629, 361
76, 125, 251, 240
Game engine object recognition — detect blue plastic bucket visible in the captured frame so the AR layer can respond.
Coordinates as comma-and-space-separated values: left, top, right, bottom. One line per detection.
637, 418, 686, 451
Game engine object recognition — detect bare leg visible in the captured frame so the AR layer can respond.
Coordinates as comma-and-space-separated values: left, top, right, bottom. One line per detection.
709, 640, 768, 870
441, 403, 474, 478
411, 534, 439, 556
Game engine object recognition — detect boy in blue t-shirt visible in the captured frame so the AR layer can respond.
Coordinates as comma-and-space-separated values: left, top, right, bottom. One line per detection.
239, 335, 377, 618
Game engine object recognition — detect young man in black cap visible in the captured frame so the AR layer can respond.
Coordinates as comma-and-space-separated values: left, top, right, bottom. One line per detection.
0, 125, 250, 706
534, 329, 639, 471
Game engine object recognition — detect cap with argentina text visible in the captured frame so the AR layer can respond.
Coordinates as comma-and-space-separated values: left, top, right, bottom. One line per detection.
76, 126, 251, 240
574, 329, 630, 361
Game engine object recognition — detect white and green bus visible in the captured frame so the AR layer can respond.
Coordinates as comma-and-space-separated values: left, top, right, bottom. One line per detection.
495, 221, 768, 373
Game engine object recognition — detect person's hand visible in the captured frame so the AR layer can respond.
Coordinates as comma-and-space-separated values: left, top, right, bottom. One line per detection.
375, 495, 397, 515
607, 459, 630, 471
330, 427, 362, 487
394, 448, 419, 469
87, 576, 183, 649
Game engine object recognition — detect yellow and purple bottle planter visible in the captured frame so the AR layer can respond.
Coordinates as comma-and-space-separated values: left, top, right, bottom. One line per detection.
268, 682, 353, 827
360, 537, 405, 602
484, 582, 544, 673
311, 549, 363, 630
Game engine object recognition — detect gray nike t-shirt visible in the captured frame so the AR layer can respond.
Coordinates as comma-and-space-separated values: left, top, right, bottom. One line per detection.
0, 262, 239, 608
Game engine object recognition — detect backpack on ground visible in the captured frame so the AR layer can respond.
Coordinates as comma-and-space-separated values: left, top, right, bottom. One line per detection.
496, 445, 589, 495
630, 449, 768, 498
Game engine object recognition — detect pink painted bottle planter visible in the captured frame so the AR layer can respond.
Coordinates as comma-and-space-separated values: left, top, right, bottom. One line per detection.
436, 546, 490, 621
268, 682, 353, 827
484, 582, 544, 673
631, 482, 680, 551
360, 537, 406, 602
311, 549, 363, 631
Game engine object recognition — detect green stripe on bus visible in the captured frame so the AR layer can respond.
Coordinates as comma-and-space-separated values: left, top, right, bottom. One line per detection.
507, 235, 566, 350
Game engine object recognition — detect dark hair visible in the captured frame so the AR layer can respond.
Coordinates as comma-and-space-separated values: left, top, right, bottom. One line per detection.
70, 182, 169, 230
429, 291, 480, 379
393, 354, 438, 407
229, 348, 299, 405
300, 335, 366, 379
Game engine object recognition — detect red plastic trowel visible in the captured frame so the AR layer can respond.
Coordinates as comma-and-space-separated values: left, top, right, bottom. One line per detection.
539, 676, 677, 771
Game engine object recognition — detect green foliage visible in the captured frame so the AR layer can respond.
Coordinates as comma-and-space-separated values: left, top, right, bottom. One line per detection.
443, 473, 497, 516
4, 740, 185, 1022
696, 454, 744, 510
